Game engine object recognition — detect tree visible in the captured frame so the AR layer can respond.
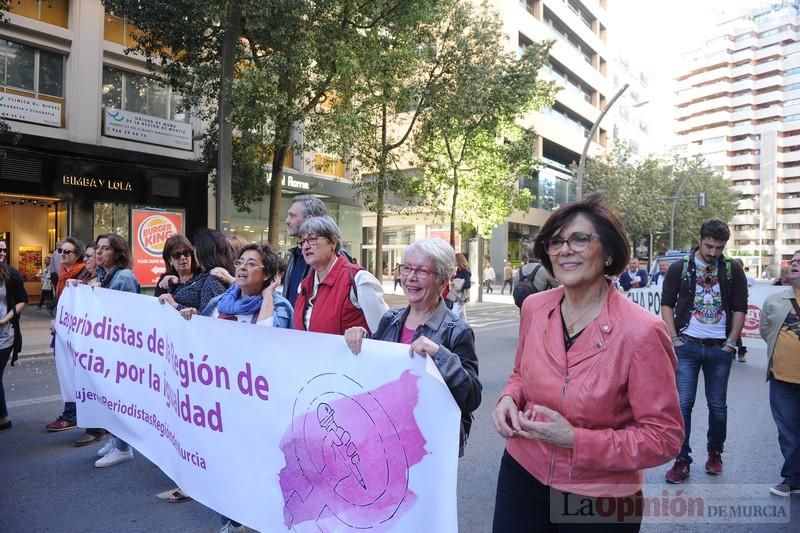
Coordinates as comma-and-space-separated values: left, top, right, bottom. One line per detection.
412, 2, 556, 243
102, 0, 430, 246
583, 147, 740, 252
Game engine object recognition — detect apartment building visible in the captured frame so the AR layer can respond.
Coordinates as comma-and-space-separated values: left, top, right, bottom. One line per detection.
675, 0, 800, 272
362, 0, 611, 276
0, 0, 209, 293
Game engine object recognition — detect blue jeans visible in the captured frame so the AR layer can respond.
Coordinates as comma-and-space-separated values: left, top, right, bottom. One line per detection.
675, 341, 733, 463
769, 377, 800, 486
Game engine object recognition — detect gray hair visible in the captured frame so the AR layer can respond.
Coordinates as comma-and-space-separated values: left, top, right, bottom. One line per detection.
403, 238, 455, 281
524, 242, 537, 262
292, 194, 327, 218
299, 215, 342, 252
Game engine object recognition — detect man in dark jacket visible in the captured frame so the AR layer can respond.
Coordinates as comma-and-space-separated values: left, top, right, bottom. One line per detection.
282, 195, 327, 306
661, 220, 748, 484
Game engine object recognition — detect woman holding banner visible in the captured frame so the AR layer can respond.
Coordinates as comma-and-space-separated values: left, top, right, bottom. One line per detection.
293, 216, 387, 335
0, 239, 28, 430
155, 234, 200, 297
490, 194, 683, 532
343, 238, 481, 457
92, 234, 141, 468
759, 249, 800, 497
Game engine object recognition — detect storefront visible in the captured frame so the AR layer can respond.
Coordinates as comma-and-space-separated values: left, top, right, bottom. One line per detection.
0, 134, 208, 294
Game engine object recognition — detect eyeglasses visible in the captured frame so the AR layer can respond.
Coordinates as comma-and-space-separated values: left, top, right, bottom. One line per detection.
234, 259, 264, 270
298, 234, 324, 247
790, 259, 800, 267
399, 264, 435, 279
57, 248, 76, 255
546, 232, 599, 255
170, 250, 193, 260
0, 248, 6, 254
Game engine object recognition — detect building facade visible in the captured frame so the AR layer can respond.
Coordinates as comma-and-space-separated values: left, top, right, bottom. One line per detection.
675, 0, 800, 273
0, 0, 208, 293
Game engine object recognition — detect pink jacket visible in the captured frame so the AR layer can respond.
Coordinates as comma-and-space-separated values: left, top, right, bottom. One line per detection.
500, 285, 684, 497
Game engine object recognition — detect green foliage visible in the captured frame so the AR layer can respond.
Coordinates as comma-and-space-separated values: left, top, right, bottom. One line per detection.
411, 2, 557, 240
583, 146, 740, 251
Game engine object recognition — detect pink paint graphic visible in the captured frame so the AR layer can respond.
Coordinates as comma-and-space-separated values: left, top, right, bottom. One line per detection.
279, 371, 427, 532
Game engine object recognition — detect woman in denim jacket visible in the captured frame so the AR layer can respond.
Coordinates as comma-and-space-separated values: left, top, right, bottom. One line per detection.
343, 238, 481, 456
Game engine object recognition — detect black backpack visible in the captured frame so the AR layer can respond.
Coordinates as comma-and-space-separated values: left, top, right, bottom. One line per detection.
513, 264, 542, 308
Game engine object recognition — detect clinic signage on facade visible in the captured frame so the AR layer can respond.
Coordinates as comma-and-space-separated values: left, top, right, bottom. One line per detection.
131, 208, 185, 287
0, 93, 61, 127
103, 107, 193, 151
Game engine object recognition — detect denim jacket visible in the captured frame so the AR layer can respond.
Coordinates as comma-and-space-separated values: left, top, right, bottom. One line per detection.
96, 267, 140, 294
372, 299, 482, 456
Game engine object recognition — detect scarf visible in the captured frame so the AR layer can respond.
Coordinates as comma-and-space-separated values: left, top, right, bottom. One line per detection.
216, 284, 263, 320
56, 262, 86, 297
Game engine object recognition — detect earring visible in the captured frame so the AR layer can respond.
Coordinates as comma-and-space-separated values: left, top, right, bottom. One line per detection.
605, 258, 612, 266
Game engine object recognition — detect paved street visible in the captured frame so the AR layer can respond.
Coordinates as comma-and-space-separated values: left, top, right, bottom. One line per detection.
1, 300, 798, 532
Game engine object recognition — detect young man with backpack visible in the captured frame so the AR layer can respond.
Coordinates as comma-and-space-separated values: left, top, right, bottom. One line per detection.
513, 244, 560, 308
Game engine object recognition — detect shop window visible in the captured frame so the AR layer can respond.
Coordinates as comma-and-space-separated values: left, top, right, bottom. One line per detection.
102, 65, 188, 122
0, 38, 65, 99
8, 0, 69, 28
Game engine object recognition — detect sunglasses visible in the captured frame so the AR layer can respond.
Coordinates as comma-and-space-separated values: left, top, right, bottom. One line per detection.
57, 248, 76, 255
170, 250, 193, 260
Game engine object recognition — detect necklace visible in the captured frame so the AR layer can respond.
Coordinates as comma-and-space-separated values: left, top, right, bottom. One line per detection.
561, 285, 607, 335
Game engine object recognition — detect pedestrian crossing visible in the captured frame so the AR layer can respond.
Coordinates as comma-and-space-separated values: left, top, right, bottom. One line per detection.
463, 302, 519, 331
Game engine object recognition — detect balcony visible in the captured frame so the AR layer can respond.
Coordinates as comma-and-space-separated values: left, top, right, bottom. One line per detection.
730, 138, 759, 151
730, 153, 760, 166
780, 181, 800, 193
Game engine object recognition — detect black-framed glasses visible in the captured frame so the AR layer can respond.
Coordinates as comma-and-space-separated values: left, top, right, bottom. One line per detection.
234, 259, 264, 270
546, 232, 599, 255
0, 248, 6, 254
170, 250, 193, 260
298, 234, 322, 247
399, 264, 435, 279
57, 248, 76, 255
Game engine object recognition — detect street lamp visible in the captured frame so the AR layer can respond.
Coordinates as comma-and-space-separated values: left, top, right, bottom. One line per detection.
576, 83, 629, 199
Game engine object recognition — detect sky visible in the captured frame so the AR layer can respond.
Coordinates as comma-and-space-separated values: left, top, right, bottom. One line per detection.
608, 0, 770, 152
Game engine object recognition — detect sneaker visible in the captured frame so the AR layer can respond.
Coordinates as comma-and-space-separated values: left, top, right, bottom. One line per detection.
769, 483, 800, 497
46, 417, 77, 432
665, 459, 690, 484
74, 429, 108, 447
97, 439, 115, 457
219, 521, 253, 533
737, 354, 747, 363
94, 447, 134, 467
705, 451, 723, 475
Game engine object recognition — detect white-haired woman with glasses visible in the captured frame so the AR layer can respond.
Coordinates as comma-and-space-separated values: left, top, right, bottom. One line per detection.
343, 238, 482, 456
293, 215, 388, 334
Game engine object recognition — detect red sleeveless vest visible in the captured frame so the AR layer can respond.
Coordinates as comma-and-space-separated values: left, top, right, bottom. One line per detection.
293, 255, 370, 335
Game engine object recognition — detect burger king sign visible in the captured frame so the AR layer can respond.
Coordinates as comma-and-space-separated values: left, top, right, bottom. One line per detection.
131, 209, 184, 287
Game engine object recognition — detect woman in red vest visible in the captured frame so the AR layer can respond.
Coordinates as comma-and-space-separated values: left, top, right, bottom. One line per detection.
293, 216, 388, 334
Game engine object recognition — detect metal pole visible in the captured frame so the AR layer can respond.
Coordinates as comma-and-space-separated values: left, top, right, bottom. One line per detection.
669, 171, 692, 250
576, 83, 629, 199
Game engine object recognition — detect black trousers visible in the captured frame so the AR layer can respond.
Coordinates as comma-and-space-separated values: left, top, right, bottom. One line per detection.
0, 345, 12, 419
493, 451, 643, 533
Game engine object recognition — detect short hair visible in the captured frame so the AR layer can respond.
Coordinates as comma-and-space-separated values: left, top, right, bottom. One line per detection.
162, 234, 199, 277
292, 194, 327, 218
524, 243, 537, 262
96, 233, 131, 270
192, 228, 235, 274
298, 215, 342, 252
404, 238, 455, 281
533, 193, 630, 278
699, 219, 730, 242
238, 243, 280, 287
228, 235, 250, 257
62, 236, 85, 262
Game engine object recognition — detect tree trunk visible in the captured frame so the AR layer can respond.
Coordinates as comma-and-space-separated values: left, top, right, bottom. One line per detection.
449, 168, 458, 247
216, 0, 241, 232
268, 122, 292, 247
374, 101, 389, 281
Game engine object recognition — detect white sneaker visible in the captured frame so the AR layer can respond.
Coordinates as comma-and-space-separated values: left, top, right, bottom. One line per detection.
94, 447, 134, 467
97, 439, 115, 457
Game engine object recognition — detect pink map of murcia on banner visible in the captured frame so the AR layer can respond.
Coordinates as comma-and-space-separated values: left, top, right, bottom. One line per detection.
279, 371, 427, 532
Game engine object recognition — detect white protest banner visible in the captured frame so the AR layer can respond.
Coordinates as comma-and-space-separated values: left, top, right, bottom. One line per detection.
54, 286, 459, 532
625, 283, 783, 349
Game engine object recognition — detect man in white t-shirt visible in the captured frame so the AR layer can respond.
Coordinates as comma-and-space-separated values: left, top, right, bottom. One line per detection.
661, 220, 748, 484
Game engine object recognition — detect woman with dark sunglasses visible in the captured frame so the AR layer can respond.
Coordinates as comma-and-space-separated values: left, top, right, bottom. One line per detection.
155, 235, 200, 298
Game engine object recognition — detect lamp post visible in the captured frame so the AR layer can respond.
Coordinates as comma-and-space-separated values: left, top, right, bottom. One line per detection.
576, 83, 629, 199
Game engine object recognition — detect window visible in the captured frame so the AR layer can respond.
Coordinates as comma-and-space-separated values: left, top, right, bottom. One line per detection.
102, 66, 188, 122
787, 67, 800, 76
0, 39, 65, 98
786, 114, 800, 122
785, 82, 800, 92
8, 0, 69, 28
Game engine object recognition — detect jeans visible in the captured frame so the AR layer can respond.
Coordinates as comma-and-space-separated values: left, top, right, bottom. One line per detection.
0, 346, 12, 419
769, 377, 800, 486
492, 451, 642, 532
501, 280, 513, 294
675, 341, 733, 463
62, 401, 76, 423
